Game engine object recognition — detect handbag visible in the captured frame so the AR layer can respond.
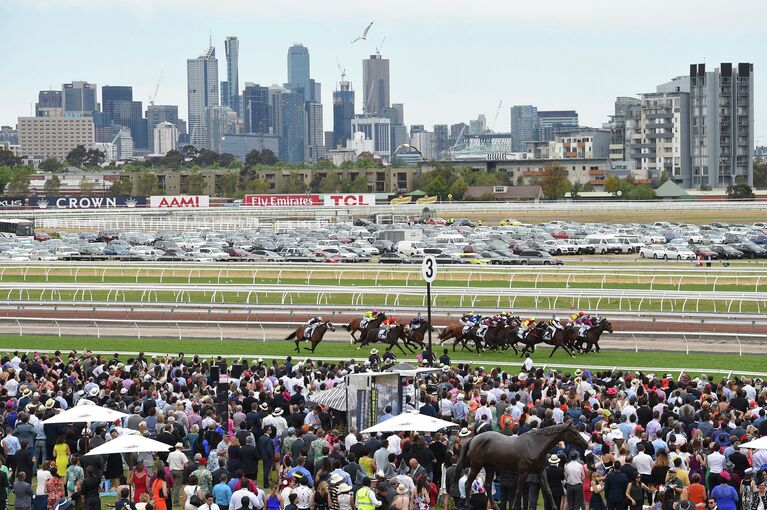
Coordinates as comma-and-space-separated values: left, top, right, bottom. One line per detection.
189, 486, 203, 507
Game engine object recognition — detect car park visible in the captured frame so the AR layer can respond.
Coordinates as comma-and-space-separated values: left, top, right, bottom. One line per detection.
517, 250, 564, 265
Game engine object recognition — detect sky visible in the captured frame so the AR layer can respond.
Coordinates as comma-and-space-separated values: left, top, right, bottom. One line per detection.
2, 0, 767, 143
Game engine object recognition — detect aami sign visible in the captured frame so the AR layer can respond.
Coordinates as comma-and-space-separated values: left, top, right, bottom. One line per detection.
150, 195, 210, 208
323, 194, 376, 207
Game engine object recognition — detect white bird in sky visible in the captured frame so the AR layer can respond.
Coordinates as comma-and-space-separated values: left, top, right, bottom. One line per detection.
351, 21, 374, 44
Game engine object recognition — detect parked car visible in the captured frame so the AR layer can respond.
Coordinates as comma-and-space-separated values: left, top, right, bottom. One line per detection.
517, 250, 564, 265
709, 244, 744, 259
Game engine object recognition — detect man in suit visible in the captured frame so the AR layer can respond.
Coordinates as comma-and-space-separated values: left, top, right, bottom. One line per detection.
604, 461, 629, 510
240, 436, 259, 482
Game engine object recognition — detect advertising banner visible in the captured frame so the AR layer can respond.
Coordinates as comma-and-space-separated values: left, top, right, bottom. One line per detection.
390, 196, 412, 205
416, 196, 438, 204
242, 194, 322, 207
323, 194, 376, 207
150, 195, 210, 208
28, 196, 147, 209
0, 197, 26, 208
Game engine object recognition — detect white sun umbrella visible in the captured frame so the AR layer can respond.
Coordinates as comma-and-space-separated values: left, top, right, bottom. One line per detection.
740, 436, 767, 450
85, 432, 173, 456
43, 405, 128, 425
361, 411, 458, 434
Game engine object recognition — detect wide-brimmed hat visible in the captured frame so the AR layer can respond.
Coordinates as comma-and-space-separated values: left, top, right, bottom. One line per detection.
442, 365, 450, 373
396, 483, 408, 494
22, 388, 32, 398
518, 373, 528, 381
338, 483, 352, 493
370, 349, 378, 355
575, 369, 583, 376
45, 399, 55, 409
458, 427, 471, 437
259, 402, 269, 411
329, 474, 343, 484
548, 454, 560, 464
89, 387, 99, 397
272, 408, 284, 416
175, 442, 183, 449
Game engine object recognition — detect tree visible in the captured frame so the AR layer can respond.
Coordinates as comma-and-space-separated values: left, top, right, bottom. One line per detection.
280, 175, 307, 194
6, 168, 32, 195
38, 158, 62, 172
218, 153, 236, 167
539, 164, 571, 200
570, 181, 583, 199
0, 149, 21, 167
727, 183, 755, 200
339, 160, 355, 169
84, 148, 105, 167
245, 149, 261, 167
425, 176, 449, 198
356, 153, 377, 168
0, 166, 13, 194
260, 149, 278, 165
754, 161, 767, 189
318, 175, 338, 193
228, 160, 243, 169
448, 177, 469, 200
603, 174, 621, 194
314, 159, 336, 169
43, 175, 61, 194
179, 145, 199, 160
185, 172, 205, 194
137, 172, 159, 195
245, 178, 271, 194
625, 184, 656, 200
65, 145, 89, 167
219, 173, 238, 196
160, 150, 184, 169
196, 149, 219, 166
348, 174, 369, 193
659, 169, 670, 185
110, 178, 134, 196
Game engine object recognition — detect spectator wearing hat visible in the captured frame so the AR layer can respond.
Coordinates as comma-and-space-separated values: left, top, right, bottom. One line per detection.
543, 454, 565, 510
168, 443, 188, 505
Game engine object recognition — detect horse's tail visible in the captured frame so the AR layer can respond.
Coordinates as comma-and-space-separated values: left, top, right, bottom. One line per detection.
285, 330, 297, 341
450, 436, 472, 490
343, 323, 353, 332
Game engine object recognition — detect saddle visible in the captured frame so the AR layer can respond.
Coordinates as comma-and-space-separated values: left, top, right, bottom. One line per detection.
377, 328, 388, 340
304, 325, 316, 340
360, 318, 370, 329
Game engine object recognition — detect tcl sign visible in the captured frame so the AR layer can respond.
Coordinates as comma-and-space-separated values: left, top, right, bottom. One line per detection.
243, 195, 322, 207
150, 195, 210, 208
323, 194, 376, 207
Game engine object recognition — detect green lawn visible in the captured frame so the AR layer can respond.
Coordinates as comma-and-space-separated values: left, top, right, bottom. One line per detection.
0, 335, 763, 375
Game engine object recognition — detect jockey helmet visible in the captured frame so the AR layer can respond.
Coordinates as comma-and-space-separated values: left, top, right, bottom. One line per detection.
372, 308, 378, 314
578, 311, 585, 316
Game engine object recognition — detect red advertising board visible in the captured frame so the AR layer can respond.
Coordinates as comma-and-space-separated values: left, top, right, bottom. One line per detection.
243, 194, 322, 207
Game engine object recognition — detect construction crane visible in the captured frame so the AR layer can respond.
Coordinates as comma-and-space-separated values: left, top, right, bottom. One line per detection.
489, 100, 503, 132
149, 71, 163, 106
376, 36, 386, 56
336, 59, 346, 82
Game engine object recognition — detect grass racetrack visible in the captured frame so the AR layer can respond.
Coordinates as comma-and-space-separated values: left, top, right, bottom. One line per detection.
1, 335, 764, 375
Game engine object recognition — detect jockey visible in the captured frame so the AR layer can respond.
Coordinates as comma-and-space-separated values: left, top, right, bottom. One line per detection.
305, 316, 322, 339
476, 315, 496, 339
575, 312, 593, 338
460, 312, 480, 335
382, 316, 398, 328
546, 317, 564, 340
519, 317, 536, 337
361, 308, 379, 329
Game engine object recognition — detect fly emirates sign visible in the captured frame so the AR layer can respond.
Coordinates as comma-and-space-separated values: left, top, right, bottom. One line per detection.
243, 194, 376, 207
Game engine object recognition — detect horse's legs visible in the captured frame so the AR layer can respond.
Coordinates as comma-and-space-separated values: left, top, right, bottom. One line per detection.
549, 344, 559, 358
538, 468, 557, 510
484, 466, 499, 510
464, 465, 482, 509
511, 472, 529, 510
294, 338, 301, 353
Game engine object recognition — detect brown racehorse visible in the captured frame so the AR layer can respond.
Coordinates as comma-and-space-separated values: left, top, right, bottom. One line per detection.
579, 319, 613, 354
285, 321, 335, 353
406, 318, 434, 349
437, 323, 465, 344
451, 422, 588, 510
344, 313, 386, 341
357, 323, 411, 354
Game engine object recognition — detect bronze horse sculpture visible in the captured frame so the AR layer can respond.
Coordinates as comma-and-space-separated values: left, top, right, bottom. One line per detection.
285, 321, 335, 353
451, 422, 588, 510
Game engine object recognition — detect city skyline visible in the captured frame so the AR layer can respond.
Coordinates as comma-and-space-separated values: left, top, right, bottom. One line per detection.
2, 0, 766, 143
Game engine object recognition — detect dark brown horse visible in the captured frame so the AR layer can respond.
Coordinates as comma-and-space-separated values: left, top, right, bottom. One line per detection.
452, 422, 588, 510
344, 313, 386, 341
547, 323, 578, 358
579, 319, 613, 354
285, 321, 335, 353
357, 323, 411, 353
405, 318, 433, 350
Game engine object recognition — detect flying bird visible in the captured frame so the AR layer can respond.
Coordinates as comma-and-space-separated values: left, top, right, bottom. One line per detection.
351, 21, 374, 44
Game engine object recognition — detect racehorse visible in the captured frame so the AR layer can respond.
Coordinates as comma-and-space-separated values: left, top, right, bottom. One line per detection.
578, 319, 613, 354
437, 322, 465, 344
451, 422, 588, 510
518, 323, 548, 356
343, 313, 386, 341
357, 323, 411, 354
285, 321, 335, 353
547, 323, 578, 358
406, 318, 433, 349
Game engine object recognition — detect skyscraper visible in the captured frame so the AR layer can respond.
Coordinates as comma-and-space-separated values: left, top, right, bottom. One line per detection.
35, 90, 62, 117
224, 36, 240, 115
434, 124, 449, 155
146, 105, 185, 153
689, 62, 754, 187
537, 110, 579, 141
205, 105, 237, 153
62, 81, 97, 116
242, 83, 270, 135
287, 44, 311, 100
362, 53, 390, 116
273, 90, 305, 163
510, 105, 538, 151
332, 80, 355, 149
101, 86, 147, 149
187, 45, 219, 148
351, 116, 391, 157
305, 101, 325, 163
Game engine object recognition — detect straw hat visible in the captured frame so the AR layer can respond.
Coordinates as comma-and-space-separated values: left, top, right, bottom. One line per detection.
272, 408, 284, 416
548, 454, 560, 464
338, 483, 352, 493
458, 427, 471, 438
396, 483, 408, 494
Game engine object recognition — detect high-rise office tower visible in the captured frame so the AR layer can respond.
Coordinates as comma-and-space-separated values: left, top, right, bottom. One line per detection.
362, 53, 390, 116
205, 105, 237, 153
689, 62, 754, 187
468, 115, 487, 136
62, 81, 97, 116
449, 123, 468, 147
187, 45, 219, 148
332, 80, 355, 149
305, 101, 325, 163
509, 105, 538, 151
351, 116, 391, 157
153, 122, 179, 156
273, 90, 305, 163
434, 124, 449, 155
36, 90, 62, 117
146, 105, 185, 153
287, 44, 311, 100
242, 83, 270, 135
537, 110, 579, 141
224, 36, 240, 115
101, 86, 147, 149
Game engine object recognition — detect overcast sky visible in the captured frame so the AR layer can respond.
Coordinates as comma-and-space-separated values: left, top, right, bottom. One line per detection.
2, 0, 766, 143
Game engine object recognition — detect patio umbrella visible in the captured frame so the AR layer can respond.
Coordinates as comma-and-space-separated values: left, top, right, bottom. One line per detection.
44, 405, 128, 425
308, 384, 349, 411
361, 411, 458, 434
85, 433, 173, 456
740, 436, 767, 450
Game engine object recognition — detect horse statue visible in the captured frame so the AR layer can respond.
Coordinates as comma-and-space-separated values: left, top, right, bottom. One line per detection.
357, 323, 411, 354
451, 422, 588, 510
579, 318, 613, 354
344, 312, 386, 341
285, 321, 335, 353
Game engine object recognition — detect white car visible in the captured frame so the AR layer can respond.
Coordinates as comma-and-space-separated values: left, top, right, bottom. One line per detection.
640, 245, 667, 259
349, 241, 379, 256
178, 237, 206, 250
320, 247, 359, 262
54, 247, 81, 258
664, 245, 696, 260
195, 247, 230, 261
